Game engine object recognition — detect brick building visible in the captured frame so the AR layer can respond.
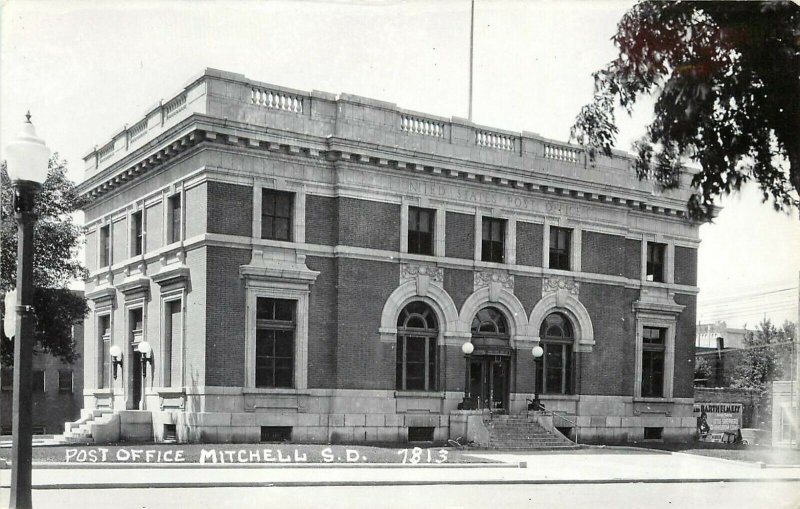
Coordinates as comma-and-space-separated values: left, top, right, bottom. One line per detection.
75, 69, 701, 444
1, 321, 84, 436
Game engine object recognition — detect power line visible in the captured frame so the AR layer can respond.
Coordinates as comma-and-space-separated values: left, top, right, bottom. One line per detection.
700, 286, 797, 303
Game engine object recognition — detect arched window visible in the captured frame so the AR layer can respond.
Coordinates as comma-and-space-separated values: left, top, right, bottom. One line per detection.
396, 302, 438, 391
538, 313, 574, 394
470, 307, 509, 338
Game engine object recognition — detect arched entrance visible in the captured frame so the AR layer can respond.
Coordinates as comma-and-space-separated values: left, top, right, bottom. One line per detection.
468, 307, 511, 412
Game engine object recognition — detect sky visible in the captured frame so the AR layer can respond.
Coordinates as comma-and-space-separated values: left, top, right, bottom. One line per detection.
1, 0, 798, 329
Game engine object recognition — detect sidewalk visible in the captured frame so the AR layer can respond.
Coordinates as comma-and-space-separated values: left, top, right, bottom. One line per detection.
2, 451, 799, 490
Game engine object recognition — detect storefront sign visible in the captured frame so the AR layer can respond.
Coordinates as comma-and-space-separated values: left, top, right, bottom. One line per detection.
693, 402, 743, 433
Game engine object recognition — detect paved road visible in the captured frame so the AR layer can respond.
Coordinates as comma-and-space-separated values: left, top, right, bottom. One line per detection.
2, 451, 799, 508
7, 482, 799, 509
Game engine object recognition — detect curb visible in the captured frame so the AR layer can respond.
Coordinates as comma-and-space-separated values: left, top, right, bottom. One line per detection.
7, 461, 519, 470
3, 477, 800, 490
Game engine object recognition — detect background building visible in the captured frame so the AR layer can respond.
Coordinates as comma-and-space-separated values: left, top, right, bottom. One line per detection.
74, 69, 701, 445
0, 320, 84, 436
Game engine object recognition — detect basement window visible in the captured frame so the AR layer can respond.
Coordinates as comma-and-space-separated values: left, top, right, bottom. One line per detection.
643, 427, 663, 440
408, 426, 435, 443
163, 424, 177, 443
261, 426, 292, 443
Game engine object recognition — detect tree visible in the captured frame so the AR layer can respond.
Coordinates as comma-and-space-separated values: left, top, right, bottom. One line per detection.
729, 319, 795, 392
571, 1, 800, 219
1, 155, 88, 365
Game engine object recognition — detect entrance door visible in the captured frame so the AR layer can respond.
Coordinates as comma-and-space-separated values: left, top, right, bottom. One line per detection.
131, 352, 142, 409
468, 356, 509, 412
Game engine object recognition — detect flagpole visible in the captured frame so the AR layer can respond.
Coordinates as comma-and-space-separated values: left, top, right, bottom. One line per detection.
468, 0, 475, 122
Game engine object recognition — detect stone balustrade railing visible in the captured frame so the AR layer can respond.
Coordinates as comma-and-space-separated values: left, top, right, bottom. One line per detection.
544, 143, 581, 164
476, 130, 515, 151
83, 69, 677, 194
97, 142, 115, 162
164, 94, 187, 119
400, 115, 446, 137
251, 87, 304, 113
128, 119, 148, 142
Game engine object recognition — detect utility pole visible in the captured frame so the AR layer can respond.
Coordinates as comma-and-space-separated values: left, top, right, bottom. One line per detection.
795, 272, 799, 448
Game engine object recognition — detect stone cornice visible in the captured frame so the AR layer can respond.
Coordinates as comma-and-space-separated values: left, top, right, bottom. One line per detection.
80, 117, 697, 224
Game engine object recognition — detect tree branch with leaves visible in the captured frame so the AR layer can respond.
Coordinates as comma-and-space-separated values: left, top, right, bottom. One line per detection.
571, 1, 800, 220
1, 155, 88, 365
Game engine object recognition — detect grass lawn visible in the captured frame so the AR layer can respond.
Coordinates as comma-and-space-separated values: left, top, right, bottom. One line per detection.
0, 443, 499, 465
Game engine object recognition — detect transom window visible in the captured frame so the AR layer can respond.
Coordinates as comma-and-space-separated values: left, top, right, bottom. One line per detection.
261, 189, 293, 241
408, 207, 435, 256
641, 326, 665, 397
256, 298, 296, 388
396, 302, 438, 391
481, 217, 505, 263
646, 242, 666, 283
549, 227, 571, 270
538, 313, 574, 395
471, 307, 509, 338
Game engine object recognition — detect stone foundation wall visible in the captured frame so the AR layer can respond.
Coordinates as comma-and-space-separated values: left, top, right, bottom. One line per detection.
89, 389, 695, 445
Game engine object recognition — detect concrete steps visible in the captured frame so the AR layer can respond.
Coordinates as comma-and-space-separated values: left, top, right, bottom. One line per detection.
55, 409, 113, 444
485, 415, 578, 450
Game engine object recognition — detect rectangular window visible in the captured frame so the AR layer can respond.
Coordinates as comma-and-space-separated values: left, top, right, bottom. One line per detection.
782, 407, 795, 442
32, 370, 45, 393
646, 242, 666, 282
408, 207, 434, 255
0, 368, 12, 391
132, 210, 143, 256
58, 370, 73, 393
641, 327, 666, 397
261, 189, 293, 241
481, 217, 505, 263
542, 343, 573, 395
163, 300, 182, 387
255, 298, 295, 388
99, 315, 111, 389
168, 194, 181, 244
549, 227, 571, 270
130, 308, 144, 333
99, 225, 111, 267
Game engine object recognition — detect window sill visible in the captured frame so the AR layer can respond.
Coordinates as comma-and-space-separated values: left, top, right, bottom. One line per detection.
243, 387, 309, 396
537, 394, 580, 401
394, 391, 445, 399
634, 397, 674, 403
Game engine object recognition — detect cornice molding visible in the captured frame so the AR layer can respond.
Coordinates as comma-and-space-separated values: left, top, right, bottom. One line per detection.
79, 116, 697, 223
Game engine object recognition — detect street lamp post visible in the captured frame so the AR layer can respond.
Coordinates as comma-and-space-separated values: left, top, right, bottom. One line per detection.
138, 341, 152, 410
6, 112, 50, 509
461, 342, 474, 410
531, 345, 544, 412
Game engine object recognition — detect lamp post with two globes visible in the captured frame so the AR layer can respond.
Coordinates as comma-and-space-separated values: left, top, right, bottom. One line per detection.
5, 113, 50, 509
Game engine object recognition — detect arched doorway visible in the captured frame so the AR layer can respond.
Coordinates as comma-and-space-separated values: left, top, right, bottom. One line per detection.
469, 307, 511, 412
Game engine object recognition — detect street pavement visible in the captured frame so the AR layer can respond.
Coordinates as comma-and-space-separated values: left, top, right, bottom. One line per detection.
2, 450, 799, 508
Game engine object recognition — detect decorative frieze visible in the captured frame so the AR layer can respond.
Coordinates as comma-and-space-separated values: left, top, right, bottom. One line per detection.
474, 270, 514, 303
400, 263, 443, 284
542, 276, 580, 297
400, 263, 443, 298
474, 270, 514, 292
